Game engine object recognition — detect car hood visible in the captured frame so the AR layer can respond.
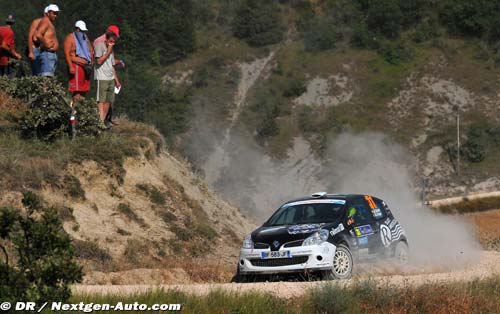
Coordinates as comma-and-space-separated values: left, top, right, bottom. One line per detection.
252, 221, 340, 250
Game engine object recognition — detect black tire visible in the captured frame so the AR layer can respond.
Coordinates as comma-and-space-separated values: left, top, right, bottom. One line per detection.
231, 268, 251, 283
394, 241, 409, 265
323, 244, 353, 280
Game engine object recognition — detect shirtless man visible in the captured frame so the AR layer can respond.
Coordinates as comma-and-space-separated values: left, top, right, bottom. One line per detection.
27, 6, 48, 75
34, 4, 60, 77
63, 20, 93, 100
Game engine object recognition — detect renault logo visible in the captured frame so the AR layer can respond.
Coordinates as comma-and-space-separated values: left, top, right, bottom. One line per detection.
273, 241, 280, 248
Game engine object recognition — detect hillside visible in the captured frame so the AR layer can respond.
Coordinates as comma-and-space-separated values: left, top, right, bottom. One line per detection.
0, 87, 254, 284
153, 1, 500, 215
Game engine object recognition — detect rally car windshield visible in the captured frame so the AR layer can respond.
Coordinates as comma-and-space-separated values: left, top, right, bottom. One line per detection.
265, 201, 345, 226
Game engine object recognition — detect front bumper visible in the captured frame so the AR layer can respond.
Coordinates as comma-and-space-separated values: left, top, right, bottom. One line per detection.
238, 242, 337, 274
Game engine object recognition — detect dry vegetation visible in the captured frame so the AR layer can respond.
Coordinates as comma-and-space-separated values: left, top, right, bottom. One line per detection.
467, 209, 500, 251
69, 276, 500, 314
436, 196, 500, 214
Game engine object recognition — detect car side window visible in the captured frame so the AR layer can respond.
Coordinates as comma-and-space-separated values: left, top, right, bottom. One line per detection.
373, 198, 388, 219
351, 201, 373, 225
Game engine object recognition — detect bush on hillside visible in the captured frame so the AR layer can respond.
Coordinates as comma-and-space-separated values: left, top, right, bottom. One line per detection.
233, 0, 284, 47
302, 17, 340, 52
413, 19, 441, 43
0, 192, 83, 304
0, 77, 100, 140
461, 123, 490, 163
438, 0, 500, 41
379, 40, 415, 64
356, 0, 404, 39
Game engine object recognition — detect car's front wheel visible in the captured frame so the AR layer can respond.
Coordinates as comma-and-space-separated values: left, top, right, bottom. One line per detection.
323, 244, 353, 280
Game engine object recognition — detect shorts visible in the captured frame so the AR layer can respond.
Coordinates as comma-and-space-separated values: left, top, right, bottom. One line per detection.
31, 47, 42, 76
69, 63, 90, 93
0, 65, 11, 77
96, 80, 115, 103
39, 51, 57, 77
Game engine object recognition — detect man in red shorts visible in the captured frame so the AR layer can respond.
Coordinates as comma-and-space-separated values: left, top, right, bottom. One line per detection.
63, 20, 93, 100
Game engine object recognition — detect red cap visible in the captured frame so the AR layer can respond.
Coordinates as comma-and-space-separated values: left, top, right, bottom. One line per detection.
107, 25, 120, 37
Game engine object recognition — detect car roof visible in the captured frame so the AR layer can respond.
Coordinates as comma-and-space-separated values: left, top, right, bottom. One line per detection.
281, 193, 369, 206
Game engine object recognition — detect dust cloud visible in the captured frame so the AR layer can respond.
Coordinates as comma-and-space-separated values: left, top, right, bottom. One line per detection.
188, 130, 481, 270
324, 133, 482, 269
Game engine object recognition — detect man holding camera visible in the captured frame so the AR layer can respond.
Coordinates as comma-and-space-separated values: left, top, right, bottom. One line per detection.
63, 20, 93, 101
94, 25, 121, 124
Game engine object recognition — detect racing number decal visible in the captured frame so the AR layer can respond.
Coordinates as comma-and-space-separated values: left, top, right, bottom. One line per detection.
365, 195, 377, 209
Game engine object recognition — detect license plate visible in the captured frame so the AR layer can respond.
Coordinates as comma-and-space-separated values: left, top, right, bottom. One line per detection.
261, 250, 292, 259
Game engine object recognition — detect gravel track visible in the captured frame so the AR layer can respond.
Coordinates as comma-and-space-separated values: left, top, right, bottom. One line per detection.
74, 251, 500, 298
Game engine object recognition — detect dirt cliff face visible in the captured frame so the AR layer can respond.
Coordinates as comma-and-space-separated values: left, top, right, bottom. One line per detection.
13, 131, 256, 284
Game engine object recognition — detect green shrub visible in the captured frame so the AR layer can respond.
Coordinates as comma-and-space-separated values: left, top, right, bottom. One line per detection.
195, 223, 218, 240
0, 77, 100, 141
72, 98, 101, 138
233, 0, 284, 46
413, 19, 440, 43
167, 239, 183, 254
137, 184, 166, 205
351, 22, 377, 48
302, 17, 339, 52
358, 0, 404, 39
379, 40, 415, 64
64, 175, 86, 199
438, 0, 499, 40
282, 74, 307, 98
0, 192, 83, 304
159, 210, 178, 224
250, 97, 282, 140
171, 225, 193, 241
297, 106, 318, 133
117, 228, 131, 236
73, 239, 112, 263
462, 123, 491, 163
117, 203, 145, 226
123, 238, 149, 264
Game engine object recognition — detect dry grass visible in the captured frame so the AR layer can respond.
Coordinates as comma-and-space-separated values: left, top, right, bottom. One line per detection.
436, 196, 500, 214
0, 119, 163, 192
467, 209, 500, 251
70, 276, 500, 314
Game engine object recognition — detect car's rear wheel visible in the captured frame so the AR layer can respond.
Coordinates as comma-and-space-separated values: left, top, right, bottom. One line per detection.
394, 241, 409, 265
323, 244, 353, 280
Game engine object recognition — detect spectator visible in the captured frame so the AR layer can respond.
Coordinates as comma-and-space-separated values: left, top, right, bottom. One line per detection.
27, 6, 48, 76
63, 20, 94, 101
0, 12, 22, 78
34, 4, 60, 77
94, 25, 121, 125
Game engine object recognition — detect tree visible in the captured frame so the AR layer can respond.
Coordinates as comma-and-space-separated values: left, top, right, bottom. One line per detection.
0, 192, 83, 303
233, 0, 284, 46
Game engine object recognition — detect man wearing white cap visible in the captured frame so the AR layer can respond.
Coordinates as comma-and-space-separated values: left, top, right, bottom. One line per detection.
34, 4, 60, 77
27, 5, 49, 75
63, 20, 94, 100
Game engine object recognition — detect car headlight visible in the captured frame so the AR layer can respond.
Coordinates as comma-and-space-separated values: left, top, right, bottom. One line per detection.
242, 235, 253, 249
302, 229, 329, 246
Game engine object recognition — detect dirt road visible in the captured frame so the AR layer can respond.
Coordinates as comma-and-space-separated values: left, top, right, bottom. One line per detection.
74, 251, 500, 298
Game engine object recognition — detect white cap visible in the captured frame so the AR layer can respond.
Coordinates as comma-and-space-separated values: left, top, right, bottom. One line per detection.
46, 4, 60, 12
75, 20, 88, 31
44, 6, 49, 14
